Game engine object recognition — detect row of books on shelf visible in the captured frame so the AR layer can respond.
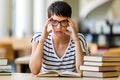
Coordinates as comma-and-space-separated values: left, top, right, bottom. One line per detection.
0, 58, 12, 76
80, 55, 120, 78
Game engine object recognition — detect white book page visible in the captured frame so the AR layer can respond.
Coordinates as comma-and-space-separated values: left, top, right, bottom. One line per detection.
61, 71, 81, 77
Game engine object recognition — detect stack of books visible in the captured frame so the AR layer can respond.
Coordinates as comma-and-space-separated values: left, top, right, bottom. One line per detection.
0, 58, 12, 76
80, 56, 120, 78
116, 66, 120, 75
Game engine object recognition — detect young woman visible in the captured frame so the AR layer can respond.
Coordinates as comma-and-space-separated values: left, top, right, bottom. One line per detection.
29, 1, 89, 75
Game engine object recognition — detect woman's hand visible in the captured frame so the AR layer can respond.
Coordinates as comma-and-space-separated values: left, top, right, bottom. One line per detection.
66, 18, 79, 41
41, 18, 52, 40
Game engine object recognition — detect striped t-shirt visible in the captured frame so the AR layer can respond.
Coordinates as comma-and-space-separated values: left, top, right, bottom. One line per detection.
32, 32, 89, 72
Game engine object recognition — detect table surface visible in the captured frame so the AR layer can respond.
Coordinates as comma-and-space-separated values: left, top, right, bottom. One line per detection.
0, 73, 119, 80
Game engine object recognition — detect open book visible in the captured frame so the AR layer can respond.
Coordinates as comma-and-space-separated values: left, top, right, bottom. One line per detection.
37, 70, 81, 77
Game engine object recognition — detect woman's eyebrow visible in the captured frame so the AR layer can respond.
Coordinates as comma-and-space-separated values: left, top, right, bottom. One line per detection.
52, 19, 68, 22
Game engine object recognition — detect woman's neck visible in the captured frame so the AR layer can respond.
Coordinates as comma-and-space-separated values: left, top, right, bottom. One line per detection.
52, 34, 70, 44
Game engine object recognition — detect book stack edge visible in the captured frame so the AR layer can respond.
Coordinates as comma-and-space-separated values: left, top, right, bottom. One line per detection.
0, 58, 12, 76
80, 55, 120, 78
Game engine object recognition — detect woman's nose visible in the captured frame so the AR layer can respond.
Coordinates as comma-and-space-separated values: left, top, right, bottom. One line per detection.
56, 23, 61, 28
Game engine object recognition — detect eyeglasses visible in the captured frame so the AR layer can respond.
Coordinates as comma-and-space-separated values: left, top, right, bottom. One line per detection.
50, 19, 68, 27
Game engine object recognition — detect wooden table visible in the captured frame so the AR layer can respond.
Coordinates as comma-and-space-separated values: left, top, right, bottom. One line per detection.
0, 73, 119, 80
0, 37, 32, 57
15, 56, 30, 72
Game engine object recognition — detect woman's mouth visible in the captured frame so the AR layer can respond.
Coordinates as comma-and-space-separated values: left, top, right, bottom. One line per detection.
55, 31, 63, 34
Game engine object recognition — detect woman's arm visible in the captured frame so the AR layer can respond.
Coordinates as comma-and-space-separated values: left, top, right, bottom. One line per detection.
67, 18, 86, 74
29, 18, 52, 75
29, 38, 45, 75
74, 38, 85, 73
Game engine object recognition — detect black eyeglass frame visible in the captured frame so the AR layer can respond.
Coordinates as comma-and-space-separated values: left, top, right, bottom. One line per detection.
50, 18, 69, 27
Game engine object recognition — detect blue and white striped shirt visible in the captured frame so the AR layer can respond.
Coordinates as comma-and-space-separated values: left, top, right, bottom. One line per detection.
32, 32, 89, 72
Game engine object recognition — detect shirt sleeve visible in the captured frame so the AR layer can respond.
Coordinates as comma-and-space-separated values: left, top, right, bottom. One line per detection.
78, 33, 90, 55
31, 32, 42, 43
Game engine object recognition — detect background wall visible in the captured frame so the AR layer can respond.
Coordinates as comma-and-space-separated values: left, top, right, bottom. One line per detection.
0, 0, 120, 38
112, 0, 120, 19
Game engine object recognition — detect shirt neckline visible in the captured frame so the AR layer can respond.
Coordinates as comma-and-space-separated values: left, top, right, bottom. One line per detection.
51, 34, 71, 60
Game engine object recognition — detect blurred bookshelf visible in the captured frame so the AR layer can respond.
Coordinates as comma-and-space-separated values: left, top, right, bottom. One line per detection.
79, 19, 120, 48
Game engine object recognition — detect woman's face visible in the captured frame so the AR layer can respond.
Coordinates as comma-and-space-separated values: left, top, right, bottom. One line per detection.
50, 14, 69, 36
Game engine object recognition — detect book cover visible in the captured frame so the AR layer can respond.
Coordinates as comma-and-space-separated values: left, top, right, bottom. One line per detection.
37, 70, 81, 77
0, 71, 11, 76
80, 65, 117, 71
84, 56, 120, 62
84, 61, 120, 66
0, 58, 8, 65
83, 71, 119, 78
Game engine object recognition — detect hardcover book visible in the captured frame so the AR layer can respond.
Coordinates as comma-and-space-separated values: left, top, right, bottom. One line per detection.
0, 65, 12, 70
0, 58, 8, 65
83, 71, 119, 78
84, 56, 120, 62
80, 65, 117, 71
0, 71, 11, 76
84, 61, 120, 66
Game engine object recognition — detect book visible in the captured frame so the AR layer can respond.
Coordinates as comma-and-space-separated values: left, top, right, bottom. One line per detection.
83, 71, 119, 78
116, 66, 120, 71
80, 65, 117, 71
0, 65, 12, 70
0, 58, 7, 65
118, 72, 120, 76
0, 58, 12, 76
84, 61, 120, 66
37, 70, 81, 77
84, 56, 120, 62
0, 71, 11, 76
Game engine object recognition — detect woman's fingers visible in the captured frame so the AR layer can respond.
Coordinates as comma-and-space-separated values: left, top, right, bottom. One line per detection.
68, 18, 74, 27
66, 29, 71, 35
67, 18, 77, 33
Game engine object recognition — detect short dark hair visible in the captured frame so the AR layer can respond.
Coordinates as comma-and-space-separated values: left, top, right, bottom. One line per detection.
48, 1, 72, 18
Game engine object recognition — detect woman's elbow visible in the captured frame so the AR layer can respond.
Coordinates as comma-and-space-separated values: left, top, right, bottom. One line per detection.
31, 70, 39, 75
29, 63, 40, 75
